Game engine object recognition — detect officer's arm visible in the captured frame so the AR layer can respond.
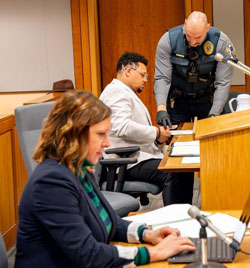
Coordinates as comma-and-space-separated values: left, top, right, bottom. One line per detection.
209, 32, 234, 116
154, 32, 173, 109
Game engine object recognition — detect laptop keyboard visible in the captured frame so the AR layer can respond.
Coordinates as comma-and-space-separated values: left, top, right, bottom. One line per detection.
206, 237, 233, 261
169, 237, 235, 263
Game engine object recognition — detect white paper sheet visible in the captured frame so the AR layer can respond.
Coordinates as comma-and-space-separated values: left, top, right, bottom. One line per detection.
170, 130, 193, 135
123, 204, 241, 238
123, 204, 192, 225
182, 157, 200, 164
158, 213, 240, 238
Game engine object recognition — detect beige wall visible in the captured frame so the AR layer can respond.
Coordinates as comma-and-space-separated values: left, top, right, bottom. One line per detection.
213, 0, 245, 85
0, 0, 74, 92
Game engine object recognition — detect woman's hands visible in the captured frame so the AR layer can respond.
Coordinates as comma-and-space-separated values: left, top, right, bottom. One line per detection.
143, 226, 180, 245
144, 226, 195, 262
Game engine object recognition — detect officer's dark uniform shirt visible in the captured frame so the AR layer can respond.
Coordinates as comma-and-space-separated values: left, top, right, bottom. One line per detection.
154, 25, 235, 117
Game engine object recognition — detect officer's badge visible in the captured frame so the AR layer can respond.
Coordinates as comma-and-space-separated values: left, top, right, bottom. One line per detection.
203, 41, 214, 55
225, 41, 236, 56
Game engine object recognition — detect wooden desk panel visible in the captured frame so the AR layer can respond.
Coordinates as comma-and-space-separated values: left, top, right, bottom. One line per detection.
0, 115, 17, 250
195, 112, 250, 210
158, 123, 200, 172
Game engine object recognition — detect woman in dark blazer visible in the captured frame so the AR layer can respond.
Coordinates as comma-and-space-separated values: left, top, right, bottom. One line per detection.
14, 90, 194, 268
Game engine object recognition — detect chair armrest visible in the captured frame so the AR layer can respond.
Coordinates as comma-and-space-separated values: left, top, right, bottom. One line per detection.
105, 146, 140, 157
100, 157, 137, 166
100, 158, 137, 192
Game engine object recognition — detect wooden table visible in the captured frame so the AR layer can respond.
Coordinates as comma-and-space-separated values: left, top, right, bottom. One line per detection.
113, 211, 250, 267
158, 122, 200, 173
23, 91, 63, 105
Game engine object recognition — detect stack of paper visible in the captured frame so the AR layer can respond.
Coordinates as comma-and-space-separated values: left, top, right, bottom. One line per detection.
170, 141, 200, 157
170, 130, 193, 136
123, 204, 239, 238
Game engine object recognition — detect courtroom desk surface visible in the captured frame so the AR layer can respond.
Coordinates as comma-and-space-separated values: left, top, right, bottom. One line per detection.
112, 210, 250, 268
158, 122, 200, 173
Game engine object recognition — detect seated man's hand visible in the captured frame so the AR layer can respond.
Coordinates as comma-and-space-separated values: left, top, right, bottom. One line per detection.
157, 126, 171, 144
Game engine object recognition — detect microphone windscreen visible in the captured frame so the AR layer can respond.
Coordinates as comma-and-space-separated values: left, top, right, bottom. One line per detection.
214, 53, 224, 62
188, 205, 200, 218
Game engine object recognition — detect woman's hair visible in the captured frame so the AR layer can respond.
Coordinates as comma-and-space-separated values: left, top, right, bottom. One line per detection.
33, 90, 111, 174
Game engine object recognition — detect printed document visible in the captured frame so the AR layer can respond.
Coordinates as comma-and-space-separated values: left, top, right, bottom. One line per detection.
170, 141, 200, 157
123, 204, 240, 238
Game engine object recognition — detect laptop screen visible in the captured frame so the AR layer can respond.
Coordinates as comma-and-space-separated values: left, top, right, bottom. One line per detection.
233, 220, 247, 245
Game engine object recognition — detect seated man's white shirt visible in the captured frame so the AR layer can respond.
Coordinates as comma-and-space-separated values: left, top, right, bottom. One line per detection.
100, 78, 164, 168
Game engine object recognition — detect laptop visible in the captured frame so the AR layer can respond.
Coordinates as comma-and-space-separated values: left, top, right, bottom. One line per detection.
168, 197, 250, 263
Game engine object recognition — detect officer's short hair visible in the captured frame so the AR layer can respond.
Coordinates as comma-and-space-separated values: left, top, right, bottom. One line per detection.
116, 51, 148, 72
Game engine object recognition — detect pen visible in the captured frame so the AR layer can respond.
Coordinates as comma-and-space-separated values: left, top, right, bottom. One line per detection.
150, 213, 214, 229
150, 217, 194, 229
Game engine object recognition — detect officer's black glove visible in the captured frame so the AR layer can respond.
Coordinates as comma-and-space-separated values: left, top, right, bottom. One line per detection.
156, 111, 172, 128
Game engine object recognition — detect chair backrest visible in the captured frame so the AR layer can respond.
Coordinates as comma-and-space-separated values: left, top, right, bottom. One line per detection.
14, 102, 139, 217
0, 233, 8, 268
223, 91, 250, 114
14, 102, 54, 177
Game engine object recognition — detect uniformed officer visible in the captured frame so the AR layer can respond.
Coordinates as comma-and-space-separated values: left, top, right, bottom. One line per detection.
154, 11, 235, 127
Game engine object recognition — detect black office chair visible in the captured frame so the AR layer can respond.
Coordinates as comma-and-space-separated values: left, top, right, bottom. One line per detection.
100, 146, 161, 206
0, 233, 8, 268
222, 91, 250, 114
14, 102, 139, 217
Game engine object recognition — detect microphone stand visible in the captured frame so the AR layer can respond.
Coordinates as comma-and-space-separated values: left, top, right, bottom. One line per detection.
225, 60, 250, 76
215, 53, 250, 76
184, 224, 226, 268
237, 62, 250, 73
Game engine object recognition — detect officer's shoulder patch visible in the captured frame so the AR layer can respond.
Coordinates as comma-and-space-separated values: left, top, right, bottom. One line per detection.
203, 41, 214, 55
225, 41, 236, 56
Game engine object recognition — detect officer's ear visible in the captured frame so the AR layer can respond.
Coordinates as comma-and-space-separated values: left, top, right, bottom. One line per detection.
206, 23, 210, 33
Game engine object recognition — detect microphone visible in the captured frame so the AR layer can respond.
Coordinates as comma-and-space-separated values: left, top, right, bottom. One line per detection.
214, 53, 250, 76
188, 206, 240, 251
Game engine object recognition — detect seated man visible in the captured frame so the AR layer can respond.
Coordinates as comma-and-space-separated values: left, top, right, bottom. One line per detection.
100, 51, 194, 205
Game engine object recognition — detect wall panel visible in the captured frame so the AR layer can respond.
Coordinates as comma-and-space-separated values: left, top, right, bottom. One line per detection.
98, 0, 185, 123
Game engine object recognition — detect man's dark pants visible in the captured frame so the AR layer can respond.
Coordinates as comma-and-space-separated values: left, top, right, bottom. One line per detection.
125, 159, 194, 206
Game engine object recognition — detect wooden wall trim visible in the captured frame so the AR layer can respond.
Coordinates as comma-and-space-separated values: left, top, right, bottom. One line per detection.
80, 0, 92, 92
87, 0, 101, 97
184, 0, 192, 18
71, 0, 84, 90
203, 0, 213, 25
185, 0, 213, 24
191, 0, 204, 12
71, 0, 101, 96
